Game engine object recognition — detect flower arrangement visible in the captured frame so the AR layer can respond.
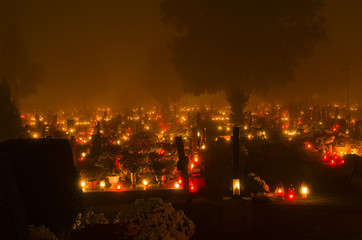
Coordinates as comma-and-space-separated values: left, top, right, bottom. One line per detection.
28, 224, 58, 240
73, 210, 109, 230
114, 197, 195, 239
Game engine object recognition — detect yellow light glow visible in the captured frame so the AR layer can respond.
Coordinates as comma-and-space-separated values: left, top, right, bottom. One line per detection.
117, 185, 121, 190
81, 152, 86, 157
233, 179, 241, 196
100, 181, 106, 188
300, 184, 309, 198
81, 181, 85, 187
175, 183, 180, 188
143, 179, 148, 185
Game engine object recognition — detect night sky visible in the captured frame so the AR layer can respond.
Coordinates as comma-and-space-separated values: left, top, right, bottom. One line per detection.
0, 0, 361, 110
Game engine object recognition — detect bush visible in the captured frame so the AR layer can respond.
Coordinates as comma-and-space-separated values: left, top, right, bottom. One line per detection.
95, 152, 120, 176
245, 173, 269, 194
114, 197, 195, 240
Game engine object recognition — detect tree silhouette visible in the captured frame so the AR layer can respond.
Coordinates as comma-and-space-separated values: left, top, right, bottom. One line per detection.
0, 23, 44, 100
0, 79, 21, 140
161, 0, 326, 95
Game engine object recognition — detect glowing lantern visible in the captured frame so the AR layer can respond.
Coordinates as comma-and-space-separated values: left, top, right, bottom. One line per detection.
286, 187, 296, 201
81, 181, 86, 188
100, 181, 106, 188
300, 184, 309, 198
189, 182, 197, 193
275, 185, 284, 198
233, 179, 240, 197
175, 183, 180, 188
177, 176, 182, 185
143, 179, 149, 190
117, 185, 121, 190
81, 152, 86, 157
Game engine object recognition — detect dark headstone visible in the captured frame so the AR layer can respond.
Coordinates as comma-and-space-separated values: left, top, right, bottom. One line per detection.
0, 139, 84, 236
0, 153, 30, 240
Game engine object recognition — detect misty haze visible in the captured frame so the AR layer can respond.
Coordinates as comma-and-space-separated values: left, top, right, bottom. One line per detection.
1, 1, 362, 240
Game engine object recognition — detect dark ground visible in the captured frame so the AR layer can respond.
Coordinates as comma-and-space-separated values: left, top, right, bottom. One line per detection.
85, 184, 362, 240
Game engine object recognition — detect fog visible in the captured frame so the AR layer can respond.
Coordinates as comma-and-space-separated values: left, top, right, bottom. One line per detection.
0, 0, 361, 111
